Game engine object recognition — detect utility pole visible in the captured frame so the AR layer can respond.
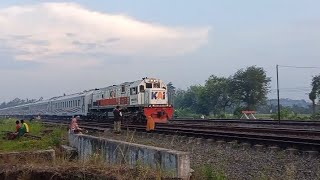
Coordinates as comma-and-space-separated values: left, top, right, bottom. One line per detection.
276, 65, 281, 123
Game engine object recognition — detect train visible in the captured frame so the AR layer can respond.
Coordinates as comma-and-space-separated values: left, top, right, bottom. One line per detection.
0, 77, 174, 123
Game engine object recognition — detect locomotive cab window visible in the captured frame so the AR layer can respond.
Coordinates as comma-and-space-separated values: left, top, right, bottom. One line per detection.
153, 82, 160, 88
146, 83, 152, 88
121, 85, 125, 93
130, 87, 137, 95
139, 85, 145, 92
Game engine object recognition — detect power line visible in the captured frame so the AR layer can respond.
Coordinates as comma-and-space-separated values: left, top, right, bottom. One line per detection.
278, 65, 320, 69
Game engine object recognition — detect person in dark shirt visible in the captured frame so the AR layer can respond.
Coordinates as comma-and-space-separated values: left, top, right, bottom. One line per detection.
15, 120, 21, 133
8, 120, 21, 140
113, 106, 122, 134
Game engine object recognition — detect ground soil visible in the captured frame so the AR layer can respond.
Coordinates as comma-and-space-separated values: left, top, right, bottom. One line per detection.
0, 163, 180, 180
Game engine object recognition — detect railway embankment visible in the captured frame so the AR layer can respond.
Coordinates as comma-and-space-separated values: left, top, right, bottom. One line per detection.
98, 129, 320, 180
0, 119, 190, 179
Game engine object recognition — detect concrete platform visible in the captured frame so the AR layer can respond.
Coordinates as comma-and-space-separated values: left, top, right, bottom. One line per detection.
60, 145, 78, 160
69, 133, 191, 179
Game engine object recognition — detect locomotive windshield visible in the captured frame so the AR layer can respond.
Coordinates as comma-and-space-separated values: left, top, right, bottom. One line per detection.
146, 83, 152, 88
153, 82, 160, 88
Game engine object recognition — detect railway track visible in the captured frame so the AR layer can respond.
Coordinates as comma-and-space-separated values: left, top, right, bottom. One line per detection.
171, 118, 320, 126
42, 119, 320, 151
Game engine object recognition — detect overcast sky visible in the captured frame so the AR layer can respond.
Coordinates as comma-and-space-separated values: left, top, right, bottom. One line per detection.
0, 0, 319, 102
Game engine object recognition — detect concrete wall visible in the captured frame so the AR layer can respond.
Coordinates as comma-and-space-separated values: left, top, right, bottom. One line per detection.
68, 133, 190, 179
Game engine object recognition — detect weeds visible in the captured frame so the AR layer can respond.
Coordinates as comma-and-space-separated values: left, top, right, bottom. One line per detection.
0, 118, 67, 152
193, 164, 227, 180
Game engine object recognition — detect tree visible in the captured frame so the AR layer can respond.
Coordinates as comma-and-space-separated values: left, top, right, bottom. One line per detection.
231, 66, 271, 110
167, 82, 176, 106
204, 75, 232, 115
174, 85, 210, 115
309, 75, 320, 114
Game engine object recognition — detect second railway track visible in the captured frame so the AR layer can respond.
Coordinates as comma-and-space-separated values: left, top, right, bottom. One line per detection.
42, 119, 320, 152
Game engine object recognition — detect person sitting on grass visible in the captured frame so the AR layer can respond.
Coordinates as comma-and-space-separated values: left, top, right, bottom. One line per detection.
8, 120, 21, 140
18, 119, 29, 137
70, 116, 85, 134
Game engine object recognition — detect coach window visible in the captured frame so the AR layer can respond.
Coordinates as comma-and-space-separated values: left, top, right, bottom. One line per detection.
146, 83, 152, 88
78, 100, 80, 107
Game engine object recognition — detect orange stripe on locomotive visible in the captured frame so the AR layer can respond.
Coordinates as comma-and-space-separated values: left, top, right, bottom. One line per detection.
97, 97, 129, 106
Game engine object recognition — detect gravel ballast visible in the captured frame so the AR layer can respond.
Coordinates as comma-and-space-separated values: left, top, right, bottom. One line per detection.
96, 129, 320, 180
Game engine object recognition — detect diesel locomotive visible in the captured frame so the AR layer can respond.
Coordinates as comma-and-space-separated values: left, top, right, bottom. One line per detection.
0, 77, 174, 123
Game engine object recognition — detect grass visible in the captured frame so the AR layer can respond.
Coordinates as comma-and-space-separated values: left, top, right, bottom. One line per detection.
0, 118, 67, 153
192, 164, 227, 180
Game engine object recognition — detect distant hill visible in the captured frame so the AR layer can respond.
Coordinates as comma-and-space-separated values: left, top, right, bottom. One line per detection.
268, 98, 311, 108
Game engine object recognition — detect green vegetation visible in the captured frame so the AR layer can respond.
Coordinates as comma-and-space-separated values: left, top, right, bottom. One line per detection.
174, 66, 271, 116
171, 67, 319, 120
309, 74, 320, 114
0, 118, 67, 152
193, 164, 227, 180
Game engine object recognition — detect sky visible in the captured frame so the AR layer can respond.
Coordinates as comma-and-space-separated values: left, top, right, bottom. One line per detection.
0, 0, 319, 102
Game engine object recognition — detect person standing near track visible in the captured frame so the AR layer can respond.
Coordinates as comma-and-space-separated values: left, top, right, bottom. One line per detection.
146, 116, 155, 132
113, 106, 122, 134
